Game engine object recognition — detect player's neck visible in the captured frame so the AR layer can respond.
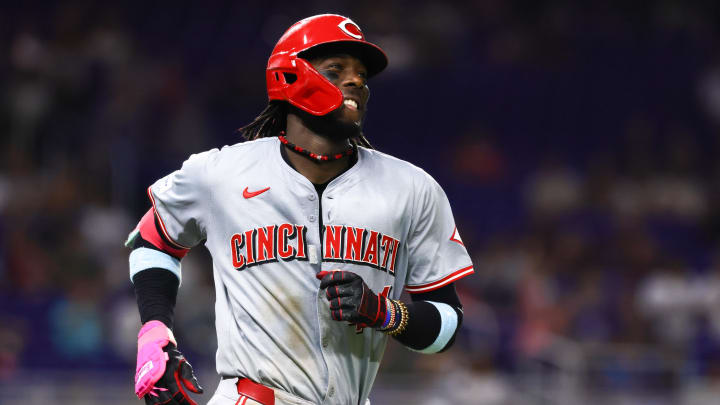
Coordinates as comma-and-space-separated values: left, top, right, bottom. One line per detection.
283, 115, 354, 184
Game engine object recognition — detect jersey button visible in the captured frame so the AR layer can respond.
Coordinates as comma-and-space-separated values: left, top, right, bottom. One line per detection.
328, 386, 335, 397
308, 194, 316, 201
322, 337, 329, 347
308, 214, 317, 222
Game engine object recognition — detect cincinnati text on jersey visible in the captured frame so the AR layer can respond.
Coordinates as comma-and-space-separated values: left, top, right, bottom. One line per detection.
230, 224, 400, 274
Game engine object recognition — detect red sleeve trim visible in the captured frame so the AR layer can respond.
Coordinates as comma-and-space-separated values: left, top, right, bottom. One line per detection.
147, 186, 193, 250
405, 265, 474, 293
137, 208, 189, 258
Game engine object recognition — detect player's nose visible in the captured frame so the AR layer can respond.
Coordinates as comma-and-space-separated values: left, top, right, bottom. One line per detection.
341, 69, 367, 88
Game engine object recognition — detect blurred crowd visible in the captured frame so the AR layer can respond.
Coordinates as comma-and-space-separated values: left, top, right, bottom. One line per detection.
3, 0, 720, 402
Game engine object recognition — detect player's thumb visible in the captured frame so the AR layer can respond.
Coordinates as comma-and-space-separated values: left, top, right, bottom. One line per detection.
179, 360, 204, 394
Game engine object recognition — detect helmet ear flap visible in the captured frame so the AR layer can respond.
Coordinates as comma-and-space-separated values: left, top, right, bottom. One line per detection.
267, 55, 343, 116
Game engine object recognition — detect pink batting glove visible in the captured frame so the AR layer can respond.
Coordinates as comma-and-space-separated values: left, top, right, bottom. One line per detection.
134, 320, 177, 399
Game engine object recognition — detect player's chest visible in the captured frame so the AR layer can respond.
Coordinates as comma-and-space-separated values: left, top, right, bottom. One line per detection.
211, 180, 412, 272
213, 179, 413, 236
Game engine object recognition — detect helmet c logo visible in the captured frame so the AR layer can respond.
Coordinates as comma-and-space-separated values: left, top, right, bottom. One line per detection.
338, 19, 363, 39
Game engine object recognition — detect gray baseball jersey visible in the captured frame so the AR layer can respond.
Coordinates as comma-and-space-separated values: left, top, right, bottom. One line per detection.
147, 137, 474, 404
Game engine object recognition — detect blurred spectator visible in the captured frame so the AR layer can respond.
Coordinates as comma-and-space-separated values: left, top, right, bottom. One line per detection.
525, 154, 583, 219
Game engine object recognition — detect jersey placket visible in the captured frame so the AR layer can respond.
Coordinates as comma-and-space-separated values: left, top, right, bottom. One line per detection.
320, 172, 376, 404
276, 156, 333, 402
306, 188, 321, 266
303, 184, 338, 404
318, 185, 340, 404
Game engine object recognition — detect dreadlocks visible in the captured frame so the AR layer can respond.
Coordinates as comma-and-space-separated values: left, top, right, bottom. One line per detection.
239, 102, 287, 141
239, 101, 374, 149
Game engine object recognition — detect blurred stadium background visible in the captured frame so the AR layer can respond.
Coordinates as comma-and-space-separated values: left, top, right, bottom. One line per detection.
3, 1, 720, 404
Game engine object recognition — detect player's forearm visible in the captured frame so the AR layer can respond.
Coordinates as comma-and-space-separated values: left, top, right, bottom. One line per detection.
129, 231, 181, 329
132, 267, 179, 328
127, 208, 188, 328
389, 284, 463, 353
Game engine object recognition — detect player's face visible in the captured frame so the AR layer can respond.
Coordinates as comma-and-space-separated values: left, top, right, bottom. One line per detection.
310, 54, 370, 126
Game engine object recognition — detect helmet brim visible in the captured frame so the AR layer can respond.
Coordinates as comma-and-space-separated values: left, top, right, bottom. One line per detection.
298, 40, 388, 78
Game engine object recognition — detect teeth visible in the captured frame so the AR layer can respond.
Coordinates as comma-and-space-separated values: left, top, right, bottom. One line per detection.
343, 99, 358, 109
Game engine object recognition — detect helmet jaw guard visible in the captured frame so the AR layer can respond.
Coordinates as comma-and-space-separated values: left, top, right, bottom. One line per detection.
266, 14, 388, 116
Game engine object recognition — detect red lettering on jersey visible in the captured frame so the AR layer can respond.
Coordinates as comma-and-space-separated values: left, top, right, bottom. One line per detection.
324, 225, 345, 260
244, 229, 256, 265
295, 225, 307, 259
230, 233, 245, 269
277, 223, 296, 260
344, 226, 365, 261
388, 239, 399, 274
380, 234, 396, 272
361, 230, 380, 267
257, 225, 276, 262
231, 224, 399, 274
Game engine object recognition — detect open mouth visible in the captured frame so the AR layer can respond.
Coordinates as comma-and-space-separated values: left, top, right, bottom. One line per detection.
343, 97, 359, 110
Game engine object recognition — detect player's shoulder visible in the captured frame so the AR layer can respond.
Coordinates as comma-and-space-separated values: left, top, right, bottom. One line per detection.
174, 138, 276, 186
184, 138, 276, 166
359, 147, 439, 188
211, 137, 276, 159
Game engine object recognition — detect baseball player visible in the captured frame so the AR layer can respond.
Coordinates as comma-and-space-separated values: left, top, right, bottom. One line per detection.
126, 14, 474, 405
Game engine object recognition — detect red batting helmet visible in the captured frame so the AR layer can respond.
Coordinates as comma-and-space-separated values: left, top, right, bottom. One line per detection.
266, 14, 388, 116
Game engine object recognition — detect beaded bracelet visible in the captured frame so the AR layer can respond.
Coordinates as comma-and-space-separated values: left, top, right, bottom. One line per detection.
379, 298, 395, 331
387, 300, 408, 336
386, 300, 409, 337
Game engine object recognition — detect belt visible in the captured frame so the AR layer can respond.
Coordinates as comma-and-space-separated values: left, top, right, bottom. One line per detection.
217, 377, 315, 405
236, 377, 275, 405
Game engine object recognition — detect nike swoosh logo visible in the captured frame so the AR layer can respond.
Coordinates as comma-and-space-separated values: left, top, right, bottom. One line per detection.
243, 186, 270, 199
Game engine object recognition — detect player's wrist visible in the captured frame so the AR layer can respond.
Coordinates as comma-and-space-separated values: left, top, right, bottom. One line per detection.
379, 299, 408, 336
379, 297, 393, 329
366, 291, 387, 328
386, 300, 409, 336
138, 320, 176, 347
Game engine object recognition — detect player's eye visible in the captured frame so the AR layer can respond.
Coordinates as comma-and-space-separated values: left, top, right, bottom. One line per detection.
320, 69, 340, 81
